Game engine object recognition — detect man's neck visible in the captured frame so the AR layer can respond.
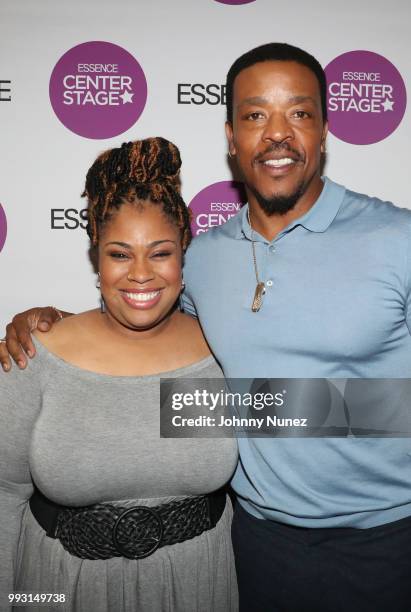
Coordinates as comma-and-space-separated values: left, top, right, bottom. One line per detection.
247, 177, 324, 242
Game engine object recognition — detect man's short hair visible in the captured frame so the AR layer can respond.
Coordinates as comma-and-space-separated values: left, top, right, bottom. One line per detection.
226, 42, 328, 124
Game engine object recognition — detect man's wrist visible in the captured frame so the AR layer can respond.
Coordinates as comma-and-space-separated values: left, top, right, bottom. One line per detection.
51, 308, 73, 319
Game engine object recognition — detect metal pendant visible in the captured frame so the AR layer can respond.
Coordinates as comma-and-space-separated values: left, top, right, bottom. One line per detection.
251, 282, 266, 312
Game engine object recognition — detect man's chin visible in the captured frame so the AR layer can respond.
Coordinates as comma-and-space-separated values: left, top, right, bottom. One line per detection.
252, 188, 304, 216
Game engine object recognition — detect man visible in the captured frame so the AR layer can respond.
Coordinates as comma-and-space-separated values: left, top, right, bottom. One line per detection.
2, 44, 411, 611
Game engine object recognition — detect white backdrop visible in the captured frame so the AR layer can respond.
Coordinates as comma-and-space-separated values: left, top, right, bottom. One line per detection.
1, 0, 410, 329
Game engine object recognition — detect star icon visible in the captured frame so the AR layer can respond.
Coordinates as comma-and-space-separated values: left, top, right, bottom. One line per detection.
382, 98, 394, 112
120, 90, 134, 104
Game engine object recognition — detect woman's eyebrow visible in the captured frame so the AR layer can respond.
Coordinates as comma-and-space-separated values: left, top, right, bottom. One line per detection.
104, 240, 177, 248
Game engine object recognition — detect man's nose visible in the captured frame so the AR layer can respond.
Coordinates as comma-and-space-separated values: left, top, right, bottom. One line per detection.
261, 112, 293, 144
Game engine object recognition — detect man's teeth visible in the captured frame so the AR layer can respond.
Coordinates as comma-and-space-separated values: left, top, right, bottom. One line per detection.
263, 158, 295, 167
124, 291, 160, 302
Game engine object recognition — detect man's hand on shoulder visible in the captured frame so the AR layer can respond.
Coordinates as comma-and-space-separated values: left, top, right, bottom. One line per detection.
0, 307, 72, 371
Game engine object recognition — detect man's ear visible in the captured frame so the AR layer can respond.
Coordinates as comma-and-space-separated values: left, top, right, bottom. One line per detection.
225, 121, 236, 157
320, 120, 328, 154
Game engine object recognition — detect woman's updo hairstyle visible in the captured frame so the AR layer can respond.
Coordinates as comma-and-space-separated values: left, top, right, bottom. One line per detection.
83, 137, 192, 250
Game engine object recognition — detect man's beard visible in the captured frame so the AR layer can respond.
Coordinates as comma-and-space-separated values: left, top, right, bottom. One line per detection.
249, 142, 307, 216
249, 180, 305, 216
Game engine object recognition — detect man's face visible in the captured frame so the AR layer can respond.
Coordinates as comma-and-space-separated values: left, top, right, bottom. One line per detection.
225, 60, 328, 215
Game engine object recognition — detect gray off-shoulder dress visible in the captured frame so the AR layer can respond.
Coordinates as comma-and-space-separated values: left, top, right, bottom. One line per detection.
0, 337, 238, 612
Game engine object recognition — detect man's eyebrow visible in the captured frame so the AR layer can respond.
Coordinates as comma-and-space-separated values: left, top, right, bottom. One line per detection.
104, 240, 177, 248
238, 95, 319, 107
238, 96, 268, 107
288, 95, 319, 106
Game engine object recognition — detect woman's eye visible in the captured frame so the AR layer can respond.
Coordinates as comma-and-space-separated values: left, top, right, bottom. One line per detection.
152, 251, 171, 259
109, 252, 129, 259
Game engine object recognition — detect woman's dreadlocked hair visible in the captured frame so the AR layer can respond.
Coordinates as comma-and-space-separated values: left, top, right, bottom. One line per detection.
82, 137, 192, 250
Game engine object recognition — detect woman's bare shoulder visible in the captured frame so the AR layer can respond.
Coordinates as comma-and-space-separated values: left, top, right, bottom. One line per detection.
33, 310, 100, 352
174, 312, 211, 360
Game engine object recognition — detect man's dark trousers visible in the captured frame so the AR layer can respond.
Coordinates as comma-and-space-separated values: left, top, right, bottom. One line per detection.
232, 502, 411, 612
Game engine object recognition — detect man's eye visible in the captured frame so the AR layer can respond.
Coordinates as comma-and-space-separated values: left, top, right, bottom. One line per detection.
246, 112, 264, 120
293, 110, 310, 119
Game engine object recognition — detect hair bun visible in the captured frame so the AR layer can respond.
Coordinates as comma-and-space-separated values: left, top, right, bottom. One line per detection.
128, 137, 181, 185
84, 136, 191, 248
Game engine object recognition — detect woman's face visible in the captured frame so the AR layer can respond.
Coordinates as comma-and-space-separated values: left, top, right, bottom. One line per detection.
98, 202, 183, 334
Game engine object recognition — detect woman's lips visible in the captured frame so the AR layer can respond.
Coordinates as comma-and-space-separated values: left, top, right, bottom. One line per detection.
120, 290, 162, 310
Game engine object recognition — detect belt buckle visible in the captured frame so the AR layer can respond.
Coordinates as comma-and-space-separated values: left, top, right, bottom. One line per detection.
113, 506, 164, 559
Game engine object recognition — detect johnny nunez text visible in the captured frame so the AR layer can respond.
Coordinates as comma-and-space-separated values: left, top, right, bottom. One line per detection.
171, 415, 308, 429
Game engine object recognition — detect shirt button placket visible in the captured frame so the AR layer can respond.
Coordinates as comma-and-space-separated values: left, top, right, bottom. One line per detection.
265, 243, 275, 288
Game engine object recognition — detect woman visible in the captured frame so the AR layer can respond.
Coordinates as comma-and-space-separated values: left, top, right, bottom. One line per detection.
0, 137, 238, 611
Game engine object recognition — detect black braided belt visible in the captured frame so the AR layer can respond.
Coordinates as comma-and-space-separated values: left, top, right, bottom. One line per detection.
29, 487, 226, 560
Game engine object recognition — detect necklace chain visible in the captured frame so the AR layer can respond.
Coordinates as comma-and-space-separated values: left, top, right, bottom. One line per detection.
250, 226, 261, 284
247, 209, 266, 313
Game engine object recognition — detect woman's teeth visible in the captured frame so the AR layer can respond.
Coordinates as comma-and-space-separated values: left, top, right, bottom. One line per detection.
124, 291, 160, 302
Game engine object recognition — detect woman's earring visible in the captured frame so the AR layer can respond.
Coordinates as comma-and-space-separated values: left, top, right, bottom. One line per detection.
181, 279, 186, 292
96, 273, 105, 312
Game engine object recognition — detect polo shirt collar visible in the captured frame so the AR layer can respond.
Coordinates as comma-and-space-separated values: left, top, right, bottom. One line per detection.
223, 177, 346, 241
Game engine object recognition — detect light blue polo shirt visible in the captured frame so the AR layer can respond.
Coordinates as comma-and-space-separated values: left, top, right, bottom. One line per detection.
182, 177, 411, 528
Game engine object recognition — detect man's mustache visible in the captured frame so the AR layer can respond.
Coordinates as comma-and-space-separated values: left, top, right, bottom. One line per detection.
254, 142, 304, 163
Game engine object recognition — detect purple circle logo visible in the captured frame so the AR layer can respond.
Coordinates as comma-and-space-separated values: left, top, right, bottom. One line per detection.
214, 0, 255, 4
0, 204, 7, 253
189, 181, 246, 237
325, 50, 406, 145
49, 41, 147, 139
